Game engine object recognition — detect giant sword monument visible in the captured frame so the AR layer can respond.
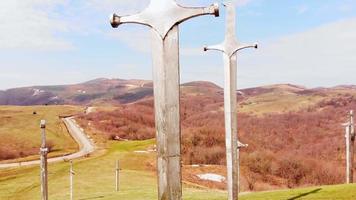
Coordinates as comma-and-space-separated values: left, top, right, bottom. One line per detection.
204, 3, 257, 200
110, 1, 219, 199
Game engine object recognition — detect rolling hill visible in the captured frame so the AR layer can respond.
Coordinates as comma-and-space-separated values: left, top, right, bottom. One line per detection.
0, 78, 337, 108
2, 78, 356, 192
0, 78, 153, 105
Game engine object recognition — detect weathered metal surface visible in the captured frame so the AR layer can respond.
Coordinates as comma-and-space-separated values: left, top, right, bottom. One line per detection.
204, 3, 257, 200
344, 111, 354, 184
110, 0, 219, 39
110, 1, 219, 199
40, 120, 48, 200
152, 26, 182, 199
351, 111, 355, 183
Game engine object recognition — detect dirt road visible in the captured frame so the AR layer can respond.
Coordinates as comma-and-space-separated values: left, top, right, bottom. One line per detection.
0, 117, 95, 169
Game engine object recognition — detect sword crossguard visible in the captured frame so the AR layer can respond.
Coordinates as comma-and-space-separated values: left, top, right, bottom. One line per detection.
203, 3, 257, 57
40, 147, 48, 154
110, 0, 219, 39
40, 120, 46, 129
342, 122, 351, 127
237, 141, 248, 149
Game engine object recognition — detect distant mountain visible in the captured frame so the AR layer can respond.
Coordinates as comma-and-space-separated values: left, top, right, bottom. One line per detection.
0, 78, 152, 105
2, 78, 356, 107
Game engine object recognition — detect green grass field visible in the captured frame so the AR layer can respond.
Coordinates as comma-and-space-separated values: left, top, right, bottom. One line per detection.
0, 139, 355, 200
0, 106, 82, 162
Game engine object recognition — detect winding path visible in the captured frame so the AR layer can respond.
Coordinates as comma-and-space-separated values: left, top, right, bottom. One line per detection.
0, 117, 95, 169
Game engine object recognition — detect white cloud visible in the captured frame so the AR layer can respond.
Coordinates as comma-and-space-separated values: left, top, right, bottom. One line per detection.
0, 0, 72, 50
238, 18, 356, 88
182, 47, 206, 56
297, 5, 309, 14
231, 0, 253, 7
85, 0, 149, 14
108, 27, 151, 53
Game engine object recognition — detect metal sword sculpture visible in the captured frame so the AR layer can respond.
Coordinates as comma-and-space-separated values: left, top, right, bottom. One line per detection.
110, 1, 219, 199
204, 3, 257, 200
115, 160, 120, 192
342, 110, 355, 183
70, 160, 75, 200
40, 120, 48, 200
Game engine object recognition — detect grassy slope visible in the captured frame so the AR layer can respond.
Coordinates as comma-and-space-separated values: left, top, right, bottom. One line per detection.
241, 184, 356, 200
0, 140, 226, 200
0, 139, 355, 200
238, 90, 323, 115
0, 106, 82, 162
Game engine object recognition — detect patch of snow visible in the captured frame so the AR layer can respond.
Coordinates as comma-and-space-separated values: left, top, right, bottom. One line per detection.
86, 107, 95, 114
237, 90, 244, 95
49, 96, 59, 100
113, 136, 129, 141
191, 164, 200, 168
77, 90, 87, 94
134, 150, 149, 154
126, 84, 138, 89
32, 88, 45, 96
197, 173, 225, 183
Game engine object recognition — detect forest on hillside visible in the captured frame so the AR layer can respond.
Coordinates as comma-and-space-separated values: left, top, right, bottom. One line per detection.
78, 93, 356, 191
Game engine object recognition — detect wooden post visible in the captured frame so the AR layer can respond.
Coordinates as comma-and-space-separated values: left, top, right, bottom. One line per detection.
116, 160, 120, 192
40, 120, 48, 200
70, 161, 74, 200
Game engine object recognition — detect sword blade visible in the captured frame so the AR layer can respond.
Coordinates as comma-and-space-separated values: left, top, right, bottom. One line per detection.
151, 25, 182, 200
223, 53, 239, 200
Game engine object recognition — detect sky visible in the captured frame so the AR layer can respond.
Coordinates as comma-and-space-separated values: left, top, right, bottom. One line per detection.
0, 0, 356, 90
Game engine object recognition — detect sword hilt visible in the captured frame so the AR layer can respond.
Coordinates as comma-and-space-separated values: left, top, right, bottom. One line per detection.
237, 141, 248, 149
110, 0, 219, 38
203, 3, 258, 57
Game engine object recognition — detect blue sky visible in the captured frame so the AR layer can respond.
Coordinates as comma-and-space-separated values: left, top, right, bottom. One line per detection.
0, 0, 356, 90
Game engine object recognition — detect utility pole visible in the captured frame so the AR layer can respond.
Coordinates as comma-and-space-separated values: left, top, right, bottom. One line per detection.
344, 110, 355, 183
204, 3, 257, 200
40, 120, 48, 200
110, 1, 219, 199
70, 161, 75, 200
116, 160, 120, 192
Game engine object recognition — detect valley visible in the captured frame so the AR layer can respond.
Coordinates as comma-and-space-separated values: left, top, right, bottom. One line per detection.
1, 78, 356, 199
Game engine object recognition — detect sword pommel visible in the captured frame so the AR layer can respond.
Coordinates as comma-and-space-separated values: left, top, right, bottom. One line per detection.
211, 3, 220, 17
110, 14, 121, 28
40, 120, 46, 129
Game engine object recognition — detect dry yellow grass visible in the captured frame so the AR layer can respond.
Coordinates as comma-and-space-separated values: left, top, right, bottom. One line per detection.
0, 105, 83, 163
